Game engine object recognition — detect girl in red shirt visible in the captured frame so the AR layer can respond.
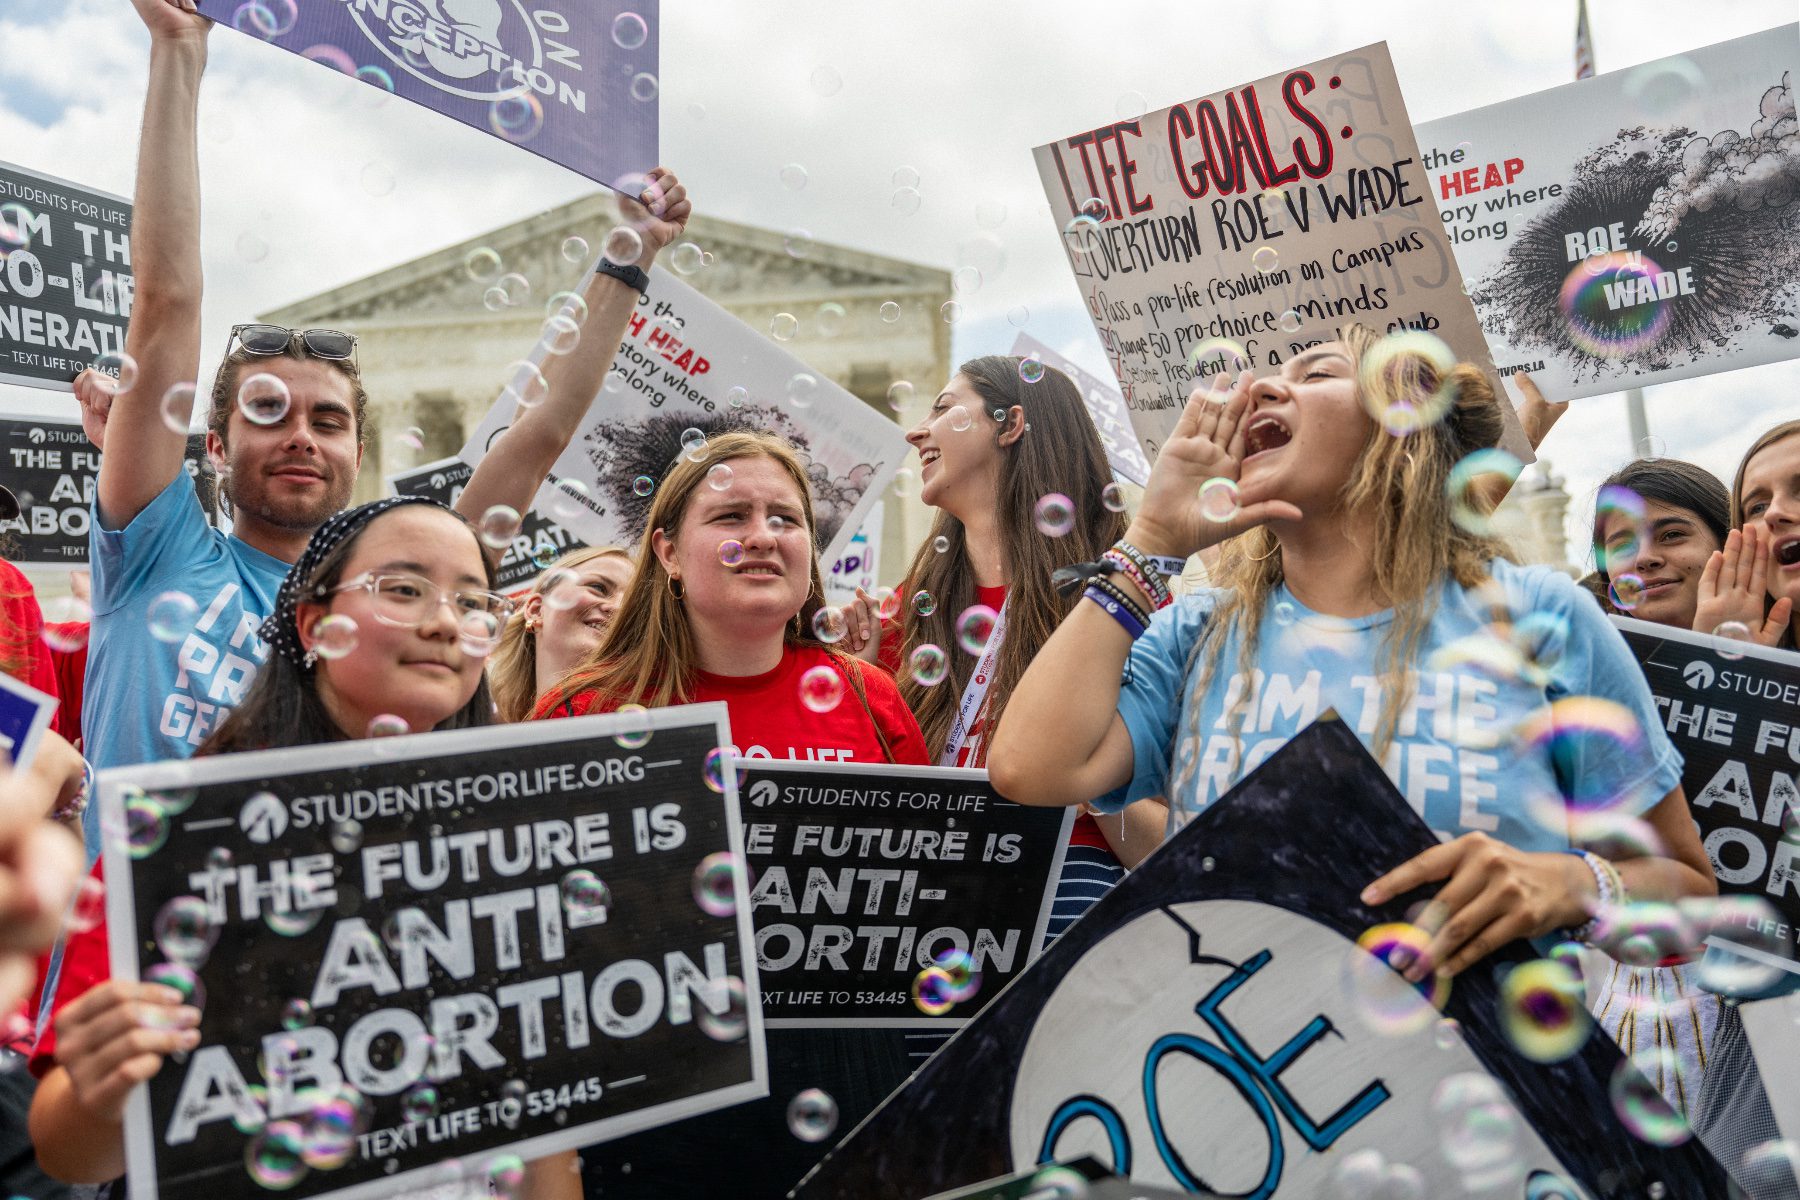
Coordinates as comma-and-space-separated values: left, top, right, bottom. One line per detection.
534, 430, 927, 767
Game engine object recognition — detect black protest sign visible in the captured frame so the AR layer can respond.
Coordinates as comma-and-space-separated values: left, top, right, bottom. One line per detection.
742, 761, 1071, 1026
796, 716, 1732, 1199
387, 457, 587, 592
0, 160, 132, 390
101, 705, 765, 1200
0, 413, 220, 567
580, 763, 1072, 1200
1613, 617, 1800, 932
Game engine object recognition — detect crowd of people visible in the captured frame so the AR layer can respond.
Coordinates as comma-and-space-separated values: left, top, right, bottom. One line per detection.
2, 1, 1799, 1197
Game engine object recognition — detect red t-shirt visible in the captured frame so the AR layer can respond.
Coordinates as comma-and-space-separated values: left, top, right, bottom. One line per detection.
533, 644, 930, 767
880, 582, 1110, 853
0, 560, 63, 726
28, 859, 108, 1079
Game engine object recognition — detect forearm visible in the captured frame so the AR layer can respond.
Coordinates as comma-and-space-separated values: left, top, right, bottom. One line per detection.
524, 1149, 583, 1200
28, 1067, 127, 1183
1090, 797, 1169, 870
101, 33, 207, 525
989, 597, 1136, 806
1613, 855, 1717, 906
455, 263, 648, 525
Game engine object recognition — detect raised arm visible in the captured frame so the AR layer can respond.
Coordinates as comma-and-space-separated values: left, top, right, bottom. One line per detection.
988, 375, 1301, 806
454, 169, 691, 527
96, 0, 212, 528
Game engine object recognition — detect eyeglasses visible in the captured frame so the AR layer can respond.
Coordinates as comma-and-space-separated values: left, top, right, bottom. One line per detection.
228, 323, 359, 365
325, 572, 515, 629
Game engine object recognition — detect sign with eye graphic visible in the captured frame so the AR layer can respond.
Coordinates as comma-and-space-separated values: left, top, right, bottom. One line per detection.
794, 716, 1735, 1200
1417, 24, 1800, 400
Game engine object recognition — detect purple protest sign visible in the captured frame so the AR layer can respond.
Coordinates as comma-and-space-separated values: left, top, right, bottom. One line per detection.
194, 0, 659, 193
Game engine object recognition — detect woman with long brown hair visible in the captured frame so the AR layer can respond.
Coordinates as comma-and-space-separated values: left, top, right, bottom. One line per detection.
1709, 418, 1800, 650
535, 430, 926, 765
872, 355, 1161, 940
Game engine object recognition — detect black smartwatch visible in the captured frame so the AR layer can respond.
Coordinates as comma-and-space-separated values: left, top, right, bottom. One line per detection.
595, 257, 650, 294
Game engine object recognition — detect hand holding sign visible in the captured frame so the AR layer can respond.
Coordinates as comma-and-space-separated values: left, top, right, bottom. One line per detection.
1696, 526, 1795, 647
617, 167, 691, 262
0, 759, 84, 1011
54, 980, 201, 1127
1126, 374, 1302, 560
128, 0, 209, 43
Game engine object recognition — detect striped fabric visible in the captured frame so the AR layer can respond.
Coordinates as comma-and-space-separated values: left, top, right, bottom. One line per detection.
1591, 960, 1721, 1117
1043, 843, 1128, 949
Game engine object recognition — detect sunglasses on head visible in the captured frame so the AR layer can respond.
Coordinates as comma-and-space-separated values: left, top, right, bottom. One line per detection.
227, 323, 358, 364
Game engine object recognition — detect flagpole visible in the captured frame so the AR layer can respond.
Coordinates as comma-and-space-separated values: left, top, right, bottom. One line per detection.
1577, 0, 1655, 457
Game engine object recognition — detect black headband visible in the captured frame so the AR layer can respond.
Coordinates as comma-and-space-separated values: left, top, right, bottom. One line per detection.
258, 495, 451, 670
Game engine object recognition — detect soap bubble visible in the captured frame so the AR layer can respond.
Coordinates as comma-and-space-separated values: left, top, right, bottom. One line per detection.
158, 382, 197, 434
458, 609, 502, 657
912, 966, 957, 1015
501, 360, 549, 410
330, 819, 365, 854
891, 187, 923, 216
609, 703, 653, 751
480, 505, 522, 549
947, 405, 973, 432
815, 301, 847, 337
1431, 1072, 1521, 1190
489, 93, 544, 142
146, 961, 204, 1008
1018, 356, 1046, 384
1034, 493, 1075, 537
953, 266, 982, 295
1447, 449, 1525, 536
246, 1120, 308, 1189
541, 313, 582, 355
238, 372, 291, 426
812, 606, 849, 645
366, 714, 408, 739
402, 1081, 440, 1124
887, 380, 915, 411
1357, 331, 1458, 435
1610, 1046, 1692, 1144
718, 540, 745, 567
465, 248, 503, 282
148, 591, 199, 643
780, 163, 809, 191
909, 644, 948, 686
280, 997, 313, 1030
90, 351, 140, 396
560, 869, 611, 918
1278, 309, 1303, 333
1343, 922, 1448, 1036
788, 372, 818, 408
692, 852, 742, 918
1007, 304, 1031, 328
632, 475, 655, 498
611, 11, 648, 49
669, 241, 705, 275
786, 1089, 839, 1142
706, 463, 734, 491
1102, 482, 1127, 512
912, 590, 937, 616
1609, 572, 1647, 610
1499, 958, 1591, 1062
154, 895, 217, 965
1198, 477, 1240, 522
560, 235, 589, 265
1712, 621, 1753, 659
933, 534, 950, 554
955, 605, 998, 654
1252, 246, 1281, 273
125, 794, 170, 859
879, 301, 903, 323
799, 664, 844, 712
785, 228, 815, 258
697, 976, 749, 1041
769, 312, 799, 341
603, 225, 644, 265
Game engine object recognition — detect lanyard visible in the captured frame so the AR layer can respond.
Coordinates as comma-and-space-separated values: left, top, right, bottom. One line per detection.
939, 600, 1008, 767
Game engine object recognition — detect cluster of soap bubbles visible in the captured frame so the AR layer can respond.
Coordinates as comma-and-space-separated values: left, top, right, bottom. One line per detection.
1342, 922, 1448, 1036
891, 165, 923, 215
1560, 252, 1674, 359
910, 946, 982, 1016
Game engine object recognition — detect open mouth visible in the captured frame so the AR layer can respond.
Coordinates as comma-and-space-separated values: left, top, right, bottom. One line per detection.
1775, 537, 1800, 567
737, 563, 783, 577
919, 448, 941, 469
1243, 416, 1293, 459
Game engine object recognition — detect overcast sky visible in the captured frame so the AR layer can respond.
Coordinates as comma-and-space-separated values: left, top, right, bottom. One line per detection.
1, 0, 1795, 563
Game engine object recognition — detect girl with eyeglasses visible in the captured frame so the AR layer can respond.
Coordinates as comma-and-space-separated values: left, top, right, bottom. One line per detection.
30, 498, 580, 1198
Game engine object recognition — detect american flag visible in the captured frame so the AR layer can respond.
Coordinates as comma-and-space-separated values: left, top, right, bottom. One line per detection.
1575, 0, 1596, 78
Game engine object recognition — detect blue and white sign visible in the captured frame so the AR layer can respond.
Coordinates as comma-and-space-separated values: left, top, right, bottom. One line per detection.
195, 0, 660, 193
0, 671, 56, 772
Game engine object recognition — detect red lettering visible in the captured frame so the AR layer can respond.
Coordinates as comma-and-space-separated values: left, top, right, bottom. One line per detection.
1281, 71, 1333, 179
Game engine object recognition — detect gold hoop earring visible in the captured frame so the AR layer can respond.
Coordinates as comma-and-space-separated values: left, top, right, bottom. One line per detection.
666, 575, 685, 601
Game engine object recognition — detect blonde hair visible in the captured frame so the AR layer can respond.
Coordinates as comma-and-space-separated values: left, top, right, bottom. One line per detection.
545, 431, 883, 723
1173, 325, 1513, 801
488, 544, 633, 723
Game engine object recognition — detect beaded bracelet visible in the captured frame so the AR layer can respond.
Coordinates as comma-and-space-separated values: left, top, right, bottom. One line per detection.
1109, 541, 1175, 608
1101, 549, 1168, 610
1084, 584, 1147, 639
1089, 574, 1151, 625
1563, 849, 1624, 945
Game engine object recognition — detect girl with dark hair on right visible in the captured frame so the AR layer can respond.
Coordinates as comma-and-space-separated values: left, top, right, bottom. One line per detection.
868, 355, 1159, 944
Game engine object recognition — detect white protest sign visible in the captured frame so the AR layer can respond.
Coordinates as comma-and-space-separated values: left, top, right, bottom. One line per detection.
1031, 43, 1529, 466
1008, 332, 1150, 487
1417, 25, 1800, 400
824, 506, 883, 606
460, 266, 908, 569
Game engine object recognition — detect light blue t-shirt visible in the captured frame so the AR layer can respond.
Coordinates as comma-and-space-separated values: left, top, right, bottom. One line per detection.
1102, 560, 1683, 853
84, 470, 288, 777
